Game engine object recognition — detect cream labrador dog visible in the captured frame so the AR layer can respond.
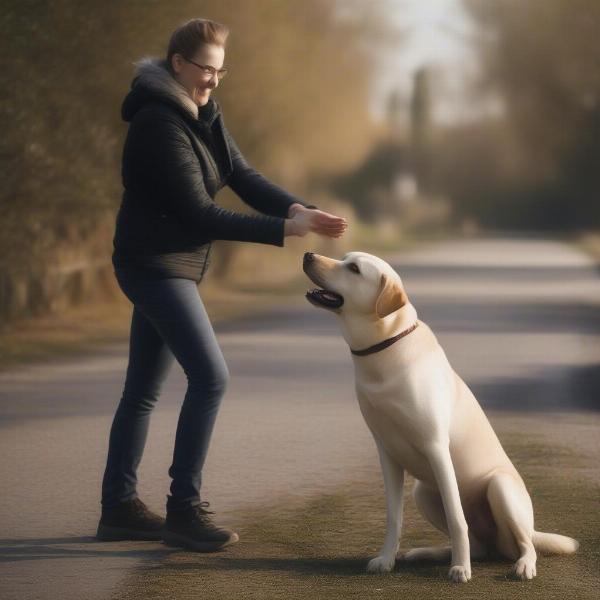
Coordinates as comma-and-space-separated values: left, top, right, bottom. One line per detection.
303, 251, 578, 583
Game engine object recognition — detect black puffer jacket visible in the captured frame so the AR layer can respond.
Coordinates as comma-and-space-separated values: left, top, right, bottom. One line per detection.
112, 57, 312, 282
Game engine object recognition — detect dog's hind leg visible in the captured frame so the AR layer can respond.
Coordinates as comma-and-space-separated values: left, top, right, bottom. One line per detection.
412, 479, 448, 534
366, 440, 405, 573
486, 470, 537, 580
402, 539, 487, 563
403, 480, 486, 563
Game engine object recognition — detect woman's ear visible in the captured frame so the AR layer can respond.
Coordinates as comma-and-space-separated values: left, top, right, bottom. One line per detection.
375, 274, 407, 318
171, 53, 184, 74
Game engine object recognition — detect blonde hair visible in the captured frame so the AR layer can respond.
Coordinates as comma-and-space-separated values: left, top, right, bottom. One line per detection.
166, 18, 229, 69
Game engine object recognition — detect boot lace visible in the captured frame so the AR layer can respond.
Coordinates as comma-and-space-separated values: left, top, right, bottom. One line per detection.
193, 501, 216, 523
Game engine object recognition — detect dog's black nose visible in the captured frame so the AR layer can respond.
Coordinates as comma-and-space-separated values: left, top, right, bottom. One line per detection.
304, 252, 315, 264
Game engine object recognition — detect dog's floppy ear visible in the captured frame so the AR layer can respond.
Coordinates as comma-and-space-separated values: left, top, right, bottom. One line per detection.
375, 274, 406, 318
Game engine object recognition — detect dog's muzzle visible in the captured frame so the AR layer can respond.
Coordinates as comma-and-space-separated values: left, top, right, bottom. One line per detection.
303, 252, 344, 309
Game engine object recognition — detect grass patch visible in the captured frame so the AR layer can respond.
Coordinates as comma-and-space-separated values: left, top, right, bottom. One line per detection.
115, 438, 599, 600
0, 298, 133, 370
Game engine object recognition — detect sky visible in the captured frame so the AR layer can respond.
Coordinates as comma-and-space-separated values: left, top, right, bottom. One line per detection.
369, 0, 500, 124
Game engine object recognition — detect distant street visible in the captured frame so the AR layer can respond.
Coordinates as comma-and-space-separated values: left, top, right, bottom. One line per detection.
1, 236, 599, 600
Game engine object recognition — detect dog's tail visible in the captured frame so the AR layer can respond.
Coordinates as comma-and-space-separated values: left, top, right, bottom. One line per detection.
532, 530, 579, 554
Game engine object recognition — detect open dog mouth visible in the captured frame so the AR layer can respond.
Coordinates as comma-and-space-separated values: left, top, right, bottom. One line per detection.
303, 254, 344, 309
305, 288, 344, 309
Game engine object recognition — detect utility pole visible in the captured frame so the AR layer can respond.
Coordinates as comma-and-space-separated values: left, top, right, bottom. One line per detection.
411, 66, 433, 193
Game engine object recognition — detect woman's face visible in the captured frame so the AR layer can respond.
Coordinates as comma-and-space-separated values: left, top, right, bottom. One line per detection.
171, 43, 225, 106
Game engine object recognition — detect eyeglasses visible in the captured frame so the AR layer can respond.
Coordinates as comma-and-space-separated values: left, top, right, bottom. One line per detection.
184, 57, 228, 80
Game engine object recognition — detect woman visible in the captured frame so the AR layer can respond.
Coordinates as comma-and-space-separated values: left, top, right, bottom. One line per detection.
96, 18, 347, 552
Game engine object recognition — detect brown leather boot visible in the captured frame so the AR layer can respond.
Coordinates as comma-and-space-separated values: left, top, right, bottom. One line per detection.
96, 498, 165, 541
163, 501, 239, 552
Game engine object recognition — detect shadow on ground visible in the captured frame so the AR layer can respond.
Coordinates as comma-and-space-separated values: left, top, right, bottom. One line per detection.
0, 536, 174, 563
473, 363, 600, 412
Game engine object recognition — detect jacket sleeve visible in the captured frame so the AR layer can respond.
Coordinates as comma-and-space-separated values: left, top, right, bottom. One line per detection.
128, 108, 287, 247
223, 123, 317, 218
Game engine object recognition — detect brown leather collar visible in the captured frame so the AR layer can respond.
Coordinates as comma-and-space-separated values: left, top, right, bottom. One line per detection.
350, 321, 419, 357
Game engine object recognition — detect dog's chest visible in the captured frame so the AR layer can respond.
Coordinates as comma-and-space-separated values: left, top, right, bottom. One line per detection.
354, 348, 449, 424
353, 349, 453, 480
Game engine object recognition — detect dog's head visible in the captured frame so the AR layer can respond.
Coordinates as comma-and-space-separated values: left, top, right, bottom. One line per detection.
303, 251, 408, 319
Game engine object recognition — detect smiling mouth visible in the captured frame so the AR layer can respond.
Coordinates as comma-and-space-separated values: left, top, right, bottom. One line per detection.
305, 288, 344, 309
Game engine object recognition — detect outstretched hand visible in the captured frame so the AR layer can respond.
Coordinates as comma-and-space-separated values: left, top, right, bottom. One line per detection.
285, 204, 348, 239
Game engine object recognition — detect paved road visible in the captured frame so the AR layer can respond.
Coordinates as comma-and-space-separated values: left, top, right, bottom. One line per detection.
1, 236, 599, 600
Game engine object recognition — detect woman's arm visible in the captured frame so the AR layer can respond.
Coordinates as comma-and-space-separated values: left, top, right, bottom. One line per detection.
223, 124, 317, 218
127, 108, 288, 246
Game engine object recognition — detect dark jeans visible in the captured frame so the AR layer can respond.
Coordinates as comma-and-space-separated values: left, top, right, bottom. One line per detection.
101, 271, 229, 511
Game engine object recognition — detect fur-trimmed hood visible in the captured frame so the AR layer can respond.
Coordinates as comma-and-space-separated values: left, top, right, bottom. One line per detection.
121, 56, 220, 124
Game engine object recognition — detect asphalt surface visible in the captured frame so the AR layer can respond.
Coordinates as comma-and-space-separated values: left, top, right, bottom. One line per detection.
1, 236, 599, 600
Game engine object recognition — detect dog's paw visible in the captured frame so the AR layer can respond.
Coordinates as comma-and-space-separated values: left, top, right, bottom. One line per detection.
511, 557, 536, 580
448, 565, 471, 583
402, 548, 433, 563
401, 546, 451, 563
400, 548, 419, 562
366, 555, 396, 573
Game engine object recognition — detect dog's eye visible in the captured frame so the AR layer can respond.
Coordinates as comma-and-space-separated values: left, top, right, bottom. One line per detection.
347, 263, 360, 274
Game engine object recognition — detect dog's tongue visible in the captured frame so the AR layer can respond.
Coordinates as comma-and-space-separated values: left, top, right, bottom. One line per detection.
322, 291, 339, 302
306, 288, 344, 308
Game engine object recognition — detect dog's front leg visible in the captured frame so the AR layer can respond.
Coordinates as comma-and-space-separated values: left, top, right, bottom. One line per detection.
427, 442, 471, 583
367, 439, 405, 573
